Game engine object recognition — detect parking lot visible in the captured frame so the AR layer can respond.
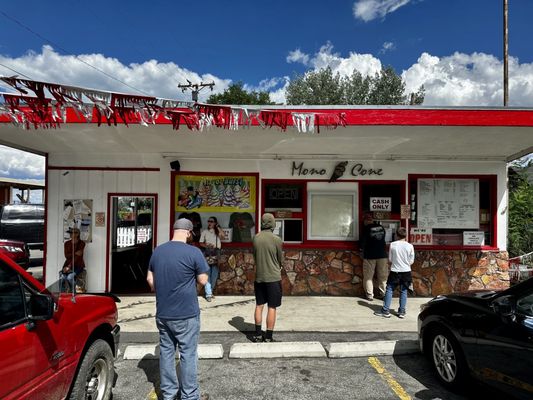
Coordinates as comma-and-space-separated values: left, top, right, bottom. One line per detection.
112, 350, 496, 400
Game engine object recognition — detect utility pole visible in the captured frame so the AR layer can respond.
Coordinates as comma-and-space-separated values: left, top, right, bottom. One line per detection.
503, 0, 509, 106
178, 80, 215, 102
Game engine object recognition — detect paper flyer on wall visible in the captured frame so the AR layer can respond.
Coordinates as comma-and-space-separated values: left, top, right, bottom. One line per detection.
63, 199, 93, 242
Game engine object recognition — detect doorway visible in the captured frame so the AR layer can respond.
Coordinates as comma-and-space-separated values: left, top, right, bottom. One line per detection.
109, 195, 156, 294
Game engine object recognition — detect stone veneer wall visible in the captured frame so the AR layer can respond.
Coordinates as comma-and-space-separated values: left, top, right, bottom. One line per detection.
214, 248, 510, 296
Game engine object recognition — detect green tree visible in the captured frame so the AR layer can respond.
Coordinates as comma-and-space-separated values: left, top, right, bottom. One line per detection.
286, 66, 425, 105
207, 82, 274, 105
508, 159, 533, 259
286, 67, 344, 105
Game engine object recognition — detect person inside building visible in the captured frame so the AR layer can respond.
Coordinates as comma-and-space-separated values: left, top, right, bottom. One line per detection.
61, 227, 87, 293
200, 216, 226, 302
360, 212, 388, 301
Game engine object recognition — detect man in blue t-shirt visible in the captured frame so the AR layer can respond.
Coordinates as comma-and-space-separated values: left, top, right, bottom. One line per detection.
147, 218, 209, 400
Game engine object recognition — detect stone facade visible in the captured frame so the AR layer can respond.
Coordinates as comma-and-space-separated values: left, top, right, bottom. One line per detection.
213, 248, 510, 296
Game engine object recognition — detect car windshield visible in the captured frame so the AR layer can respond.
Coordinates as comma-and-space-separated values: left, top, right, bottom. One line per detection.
45, 277, 71, 302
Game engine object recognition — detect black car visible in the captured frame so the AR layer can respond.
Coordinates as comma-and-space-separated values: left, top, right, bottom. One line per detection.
418, 277, 533, 400
0, 204, 44, 250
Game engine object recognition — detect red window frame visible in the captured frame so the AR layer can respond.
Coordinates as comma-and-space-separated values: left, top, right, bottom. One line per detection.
262, 179, 407, 250
170, 171, 259, 248
407, 174, 498, 251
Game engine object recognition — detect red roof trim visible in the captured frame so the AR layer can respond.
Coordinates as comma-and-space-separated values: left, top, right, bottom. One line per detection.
2, 107, 533, 127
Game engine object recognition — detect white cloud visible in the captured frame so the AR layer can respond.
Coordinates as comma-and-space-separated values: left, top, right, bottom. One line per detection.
379, 41, 396, 54
402, 51, 533, 106
0, 145, 45, 180
353, 0, 412, 22
0, 45, 232, 101
286, 49, 310, 66
304, 42, 382, 77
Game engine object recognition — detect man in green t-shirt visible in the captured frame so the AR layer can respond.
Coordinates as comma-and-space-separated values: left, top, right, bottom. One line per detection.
251, 213, 283, 342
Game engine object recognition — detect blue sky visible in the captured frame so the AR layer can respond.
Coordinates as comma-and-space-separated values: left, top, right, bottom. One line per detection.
0, 0, 532, 180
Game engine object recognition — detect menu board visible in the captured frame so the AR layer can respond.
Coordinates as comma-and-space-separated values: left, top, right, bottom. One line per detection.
417, 179, 479, 229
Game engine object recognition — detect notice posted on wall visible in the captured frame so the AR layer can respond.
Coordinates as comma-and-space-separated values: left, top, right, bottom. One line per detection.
64, 199, 93, 242
410, 227, 433, 245
463, 231, 485, 246
417, 179, 479, 229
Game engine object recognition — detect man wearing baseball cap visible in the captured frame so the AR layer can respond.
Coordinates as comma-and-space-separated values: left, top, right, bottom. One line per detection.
251, 213, 284, 343
147, 218, 210, 400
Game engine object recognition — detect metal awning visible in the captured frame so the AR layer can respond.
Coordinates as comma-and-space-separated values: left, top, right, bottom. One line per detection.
0, 107, 531, 162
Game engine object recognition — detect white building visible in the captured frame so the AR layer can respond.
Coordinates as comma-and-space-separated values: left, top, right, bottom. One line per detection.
1, 78, 531, 295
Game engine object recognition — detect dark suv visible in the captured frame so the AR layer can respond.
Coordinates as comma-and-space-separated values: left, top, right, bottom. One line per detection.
0, 204, 44, 250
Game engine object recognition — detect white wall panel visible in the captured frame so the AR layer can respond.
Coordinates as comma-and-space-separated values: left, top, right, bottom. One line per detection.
45, 156, 509, 292
45, 168, 162, 292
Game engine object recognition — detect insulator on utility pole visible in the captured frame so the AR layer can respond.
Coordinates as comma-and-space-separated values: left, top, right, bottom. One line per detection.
178, 80, 215, 102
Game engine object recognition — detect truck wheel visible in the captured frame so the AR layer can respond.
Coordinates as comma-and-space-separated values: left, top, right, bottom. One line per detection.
69, 339, 114, 400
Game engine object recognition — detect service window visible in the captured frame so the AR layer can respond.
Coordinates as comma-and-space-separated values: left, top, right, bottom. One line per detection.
262, 180, 360, 245
308, 192, 357, 241
172, 172, 258, 244
359, 181, 404, 243
264, 182, 305, 243
408, 175, 496, 248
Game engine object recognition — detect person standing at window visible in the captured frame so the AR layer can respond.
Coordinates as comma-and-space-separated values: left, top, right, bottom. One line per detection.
200, 216, 225, 302
374, 227, 415, 318
251, 213, 284, 343
360, 213, 388, 301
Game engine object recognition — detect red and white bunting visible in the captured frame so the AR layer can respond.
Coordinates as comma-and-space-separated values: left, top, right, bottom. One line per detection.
0, 76, 347, 133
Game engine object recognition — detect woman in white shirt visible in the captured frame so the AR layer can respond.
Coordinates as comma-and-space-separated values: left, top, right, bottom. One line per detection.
374, 227, 415, 319
200, 216, 226, 301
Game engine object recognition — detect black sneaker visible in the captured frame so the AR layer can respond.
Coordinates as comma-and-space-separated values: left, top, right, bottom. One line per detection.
249, 333, 263, 343
397, 313, 406, 319
263, 337, 280, 343
373, 311, 391, 318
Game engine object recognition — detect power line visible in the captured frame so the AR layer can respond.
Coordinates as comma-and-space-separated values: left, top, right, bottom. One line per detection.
0, 11, 151, 96
0, 62, 33, 80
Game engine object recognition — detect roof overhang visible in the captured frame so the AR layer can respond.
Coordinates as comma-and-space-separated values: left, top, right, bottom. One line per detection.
0, 107, 531, 162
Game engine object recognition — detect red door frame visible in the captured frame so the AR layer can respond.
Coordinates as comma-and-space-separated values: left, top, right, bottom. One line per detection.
106, 193, 158, 292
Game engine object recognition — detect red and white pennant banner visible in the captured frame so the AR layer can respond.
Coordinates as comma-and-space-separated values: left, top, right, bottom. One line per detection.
0, 76, 346, 133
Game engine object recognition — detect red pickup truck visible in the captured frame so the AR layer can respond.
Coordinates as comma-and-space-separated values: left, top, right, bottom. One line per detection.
0, 252, 120, 399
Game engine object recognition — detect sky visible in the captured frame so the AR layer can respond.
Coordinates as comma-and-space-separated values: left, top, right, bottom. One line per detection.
0, 0, 532, 182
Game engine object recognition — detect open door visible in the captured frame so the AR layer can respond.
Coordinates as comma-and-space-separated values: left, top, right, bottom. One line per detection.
109, 195, 156, 294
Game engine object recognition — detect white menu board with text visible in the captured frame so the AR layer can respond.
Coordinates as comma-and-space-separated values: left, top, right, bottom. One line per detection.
417, 179, 479, 229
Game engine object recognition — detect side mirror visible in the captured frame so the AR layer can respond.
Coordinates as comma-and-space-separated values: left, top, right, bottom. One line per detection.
28, 293, 54, 321
491, 295, 516, 318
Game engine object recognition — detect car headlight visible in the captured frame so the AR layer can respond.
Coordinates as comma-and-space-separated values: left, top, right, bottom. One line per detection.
0, 245, 23, 253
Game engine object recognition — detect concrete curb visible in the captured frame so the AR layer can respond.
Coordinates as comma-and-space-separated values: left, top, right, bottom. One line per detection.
122, 340, 420, 360
327, 340, 420, 358
229, 341, 327, 359
123, 344, 224, 360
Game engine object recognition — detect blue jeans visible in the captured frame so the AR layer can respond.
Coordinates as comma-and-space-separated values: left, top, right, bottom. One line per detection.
204, 265, 219, 297
60, 272, 76, 295
382, 280, 409, 315
156, 315, 201, 400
